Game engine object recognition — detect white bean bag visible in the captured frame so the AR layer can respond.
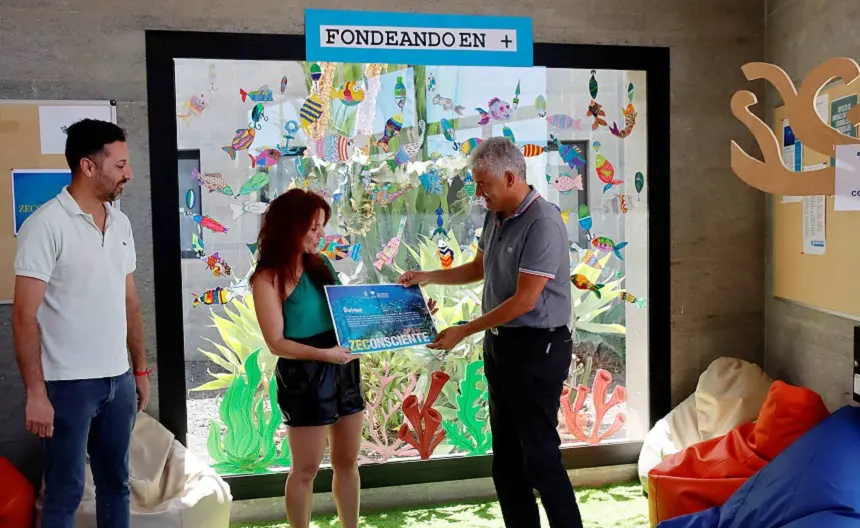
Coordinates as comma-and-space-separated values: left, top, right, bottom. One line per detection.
637, 357, 773, 491
37, 412, 233, 528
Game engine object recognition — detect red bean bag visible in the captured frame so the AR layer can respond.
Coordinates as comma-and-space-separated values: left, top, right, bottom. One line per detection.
0, 456, 34, 528
647, 380, 830, 526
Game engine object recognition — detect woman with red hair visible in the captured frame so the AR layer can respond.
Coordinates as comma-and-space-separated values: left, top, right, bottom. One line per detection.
251, 188, 363, 528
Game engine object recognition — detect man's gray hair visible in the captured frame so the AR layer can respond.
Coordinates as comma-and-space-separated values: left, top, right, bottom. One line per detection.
470, 136, 527, 181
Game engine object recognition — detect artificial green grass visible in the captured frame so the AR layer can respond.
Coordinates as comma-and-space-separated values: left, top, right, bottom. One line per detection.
232, 482, 649, 528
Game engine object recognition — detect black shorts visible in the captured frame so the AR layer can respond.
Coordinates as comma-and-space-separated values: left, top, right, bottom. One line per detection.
275, 330, 365, 427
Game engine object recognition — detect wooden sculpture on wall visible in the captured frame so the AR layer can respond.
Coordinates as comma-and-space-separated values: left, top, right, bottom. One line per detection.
731, 58, 860, 196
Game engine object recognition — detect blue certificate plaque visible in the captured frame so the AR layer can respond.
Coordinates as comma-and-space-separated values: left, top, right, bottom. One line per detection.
324, 283, 438, 353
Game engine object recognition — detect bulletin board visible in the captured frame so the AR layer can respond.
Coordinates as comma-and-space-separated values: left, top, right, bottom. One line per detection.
772, 82, 860, 318
0, 100, 117, 303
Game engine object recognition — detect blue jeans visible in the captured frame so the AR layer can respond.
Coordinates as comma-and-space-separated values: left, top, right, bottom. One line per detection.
42, 371, 137, 528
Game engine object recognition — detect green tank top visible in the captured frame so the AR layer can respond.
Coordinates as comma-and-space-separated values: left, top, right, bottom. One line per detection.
282, 256, 340, 340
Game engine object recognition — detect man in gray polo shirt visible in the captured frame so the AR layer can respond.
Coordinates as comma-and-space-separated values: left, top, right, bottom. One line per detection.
398, 137, 582, 527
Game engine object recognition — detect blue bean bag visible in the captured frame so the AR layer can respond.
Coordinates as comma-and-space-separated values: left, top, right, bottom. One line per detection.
658, 405, 860, 528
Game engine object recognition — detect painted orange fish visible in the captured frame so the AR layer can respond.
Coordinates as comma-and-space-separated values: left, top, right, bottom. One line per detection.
570, 273, 604, 299
587, 101, 608, 130
192, 287, 231, 308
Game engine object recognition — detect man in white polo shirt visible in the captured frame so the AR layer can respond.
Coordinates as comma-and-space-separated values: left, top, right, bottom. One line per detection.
12, 118, 148, 528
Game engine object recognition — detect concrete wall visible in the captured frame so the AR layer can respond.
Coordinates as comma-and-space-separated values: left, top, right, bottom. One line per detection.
764, 0, 860, 410
0, 0, 766, 483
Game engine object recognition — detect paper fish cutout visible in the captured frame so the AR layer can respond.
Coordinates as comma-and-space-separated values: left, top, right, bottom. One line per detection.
331, 81, 365, 106
419, 169, 444, 195
549, 135, 586, 170
460, 138, 482, 155
620, 291, 647, 308
192, 233, 205, 256
394, 76, 407, 110
476, 97, 513, 125
460, 227, 482, 258
299, 93, 324, 131
280, 76, 288, 94
192, 167, 234, 196
190, 213, 228, 233
309, 63, 322, 83
427, 74, 437, 93
368, 183, 412, 205
463, 172, 476, 201
203, 251, 232, 277
222, 127, 256, 160
503, 126, 516, 143
387, 121, 426, 171
249, 148, 281, 169
535, 95, 547, 117
635, 172, 645, 193
437, 238, 454, 269
377, 113, 403, 152
178, 92, 209, 121
240, 85, 273, 103
185, 189, 196, 209
374, 216, 407, 270
237, 172, 270, 197
432, 93, 466, 115
571, 273, 604, 299
589, 70, 599, 100
512, 80, 521, 109
192, 287, 231, 308
628, 83, 634, 102
578, 204, 593, 239
592, 236, 628, 261
432, 204, 448, 239
603, 194, 633, 214
521, 144, 546, 157
230, 200, 268, 220
319, 235, 362, 261
580, 249, 604, 269
593, 142, 622, 193
547, 114, 583, 130
441, 118, 457, 144
310, 134, 354, 162
249, 103, 268, 130
552, 174, 583, 194
610, 103, 637, 138
587, 101, 608, 130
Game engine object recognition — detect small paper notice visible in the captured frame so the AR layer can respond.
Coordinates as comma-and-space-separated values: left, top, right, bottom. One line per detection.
815, 93, 830, 121
781, 120, 802, 203
802, 194, 826, 255
835, 144, 860, 211
39, 105, 113, 155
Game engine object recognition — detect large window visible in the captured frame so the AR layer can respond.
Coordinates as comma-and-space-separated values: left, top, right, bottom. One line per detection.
147, 31, 669, 497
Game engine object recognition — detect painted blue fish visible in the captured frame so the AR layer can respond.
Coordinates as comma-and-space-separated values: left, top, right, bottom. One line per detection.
432, 204, 448, 239
549, 134, 586, 170
419, 169, 443, 195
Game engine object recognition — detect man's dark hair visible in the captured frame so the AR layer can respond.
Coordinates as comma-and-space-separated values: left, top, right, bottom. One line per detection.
64, 119, 127, 174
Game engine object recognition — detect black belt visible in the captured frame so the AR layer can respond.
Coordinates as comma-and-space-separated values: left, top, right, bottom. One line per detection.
488, 325, 567, 337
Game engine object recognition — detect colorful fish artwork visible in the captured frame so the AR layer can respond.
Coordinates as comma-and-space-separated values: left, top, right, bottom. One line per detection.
432, 204, 448, 239
620, 291, 647, 308
177, 92, 209, 122
222, 128, 256, 160
192, 286, 231, 308
587, 101, 608, 130
330, 81, 366, 106
635, 171, 645, 193
203, 252, 232, 277
249, 148, 282, 169
535, 95, 547, 117
549, 135, 586, 170
578, 204, 593, 240
593, 142, 622, 193
280, 76, 288, 94
603, 194, 633, 214
240, 85, 273, 103
521, 144, 546, 157
249, 103, 268, 130
299, 93, 324, 131
394, 76, 407, 110
512, 80, 521, 110
185, 189, 196, 209
592, 236, 628, 261
571, 273, 604, 299
459, 137, 482, 155
191, 213, 229, 234
610, 103, 638, 139
426, 74, 437, 93
589, 70, 599, 99
552, 173, 583, 195
546, 114, 583, 130
368, 183, 412, 206
318, 235, 362, 261
309, 63, 322, 85
237, 172, 270, 197
432, 93, 466, 115
463, 172, 476, 202
441, 118, 457, 145
628, 83, 634, 102
377, 113, 403, 152
387, 121, 426, 171
476, 97, 513, 125
310, 134, 354, 162
419, 169, 443, 195
437, 238, 455, 269
192, 233, 205, 257
374, 216, 407, 270
230, 200, 268, 220
580, 249, 604, 269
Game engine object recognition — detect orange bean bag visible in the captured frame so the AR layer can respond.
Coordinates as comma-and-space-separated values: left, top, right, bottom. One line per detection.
0, 456, 34, 528
647, 380, 830, 526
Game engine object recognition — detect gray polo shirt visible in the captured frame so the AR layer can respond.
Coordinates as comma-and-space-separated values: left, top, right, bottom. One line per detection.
477, 187, 571, 328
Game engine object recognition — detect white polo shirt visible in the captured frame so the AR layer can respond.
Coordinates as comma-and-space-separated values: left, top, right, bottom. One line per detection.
14, 186, 136, 381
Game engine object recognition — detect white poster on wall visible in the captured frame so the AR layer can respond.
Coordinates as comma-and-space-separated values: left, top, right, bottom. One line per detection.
38, 105, 113, 155
835, 144, 860, 212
